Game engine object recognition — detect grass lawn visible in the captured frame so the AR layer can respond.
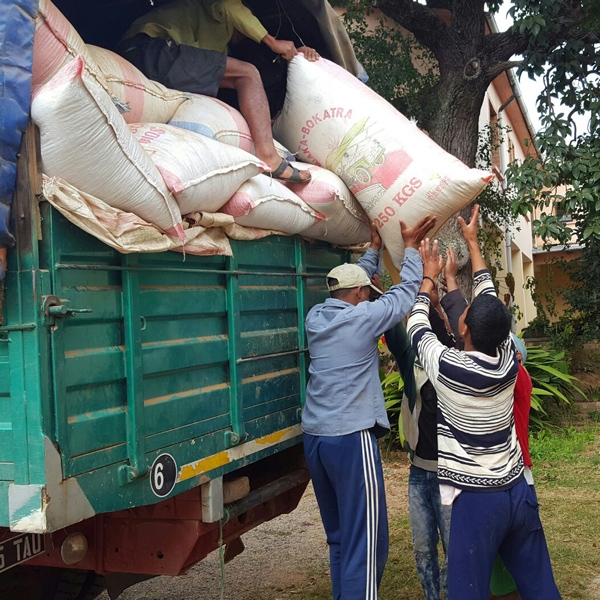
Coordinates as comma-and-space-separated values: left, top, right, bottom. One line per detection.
293, 405, 600, 600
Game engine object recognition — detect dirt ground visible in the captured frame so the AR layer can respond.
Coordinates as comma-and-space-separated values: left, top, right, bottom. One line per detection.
99, 459, 409, 600
100, 448, 600, 600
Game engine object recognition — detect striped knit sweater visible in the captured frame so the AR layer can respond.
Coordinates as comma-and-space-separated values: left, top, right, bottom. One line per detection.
406, 270, 523, 492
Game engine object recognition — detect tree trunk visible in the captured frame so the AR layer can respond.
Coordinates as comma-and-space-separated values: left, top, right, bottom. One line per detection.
426, 71, 490, 295
429, 71, 489, 168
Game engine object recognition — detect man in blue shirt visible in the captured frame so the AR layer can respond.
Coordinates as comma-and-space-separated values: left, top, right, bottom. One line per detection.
303, 214, 436, 600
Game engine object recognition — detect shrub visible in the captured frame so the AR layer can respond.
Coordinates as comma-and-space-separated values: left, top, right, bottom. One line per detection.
525, 345, 586, 428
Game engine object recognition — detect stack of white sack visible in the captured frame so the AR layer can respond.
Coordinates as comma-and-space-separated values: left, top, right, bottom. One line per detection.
281, 161, 371, 245
29, 0, 374, 248
129, 123, 266, 215
31, 57, 185, 241
273, 57, 494, 267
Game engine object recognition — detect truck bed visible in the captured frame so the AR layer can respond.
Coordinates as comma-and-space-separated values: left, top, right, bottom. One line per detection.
0, 149, 349, 532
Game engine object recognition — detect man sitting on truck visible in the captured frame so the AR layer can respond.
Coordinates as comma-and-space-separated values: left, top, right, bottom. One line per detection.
118, 0, 318, 184
302, 214, 436, 600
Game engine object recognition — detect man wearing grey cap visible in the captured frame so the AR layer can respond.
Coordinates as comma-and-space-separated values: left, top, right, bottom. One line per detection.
302, 215, 436, 600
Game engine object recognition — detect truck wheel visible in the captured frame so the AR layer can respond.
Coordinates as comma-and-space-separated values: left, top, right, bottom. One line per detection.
54, 568, 106, 600
0, 565, 106, 600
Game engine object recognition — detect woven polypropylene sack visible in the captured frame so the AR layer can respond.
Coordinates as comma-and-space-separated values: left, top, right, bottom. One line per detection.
32, 0, 94, 87
31, 57, 184, 240
219, 176, 321, 234
130, 123, 266, 215
283, 162, 370, 245
168, 94, 254, 153
88, 45, 187, 124
273, 57, 493, 267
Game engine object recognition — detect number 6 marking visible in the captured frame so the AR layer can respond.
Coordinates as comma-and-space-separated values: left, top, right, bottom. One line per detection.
150, 454, 177, 497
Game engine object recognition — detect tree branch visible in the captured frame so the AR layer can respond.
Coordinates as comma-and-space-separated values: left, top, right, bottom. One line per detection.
483, 29, 530, 63
486, 60, 524, 80
376, 0, 451, 53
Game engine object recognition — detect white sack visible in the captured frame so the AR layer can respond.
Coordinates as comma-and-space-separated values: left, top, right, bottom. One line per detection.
283, 162, 370, 245
129, 123, 266, 215
273, 57, 493, 267
32, 0, 94, 87
168, 94, 255, 153
219, 176, 321, 234
87, 46, 187, 124
31, 57, 184, 240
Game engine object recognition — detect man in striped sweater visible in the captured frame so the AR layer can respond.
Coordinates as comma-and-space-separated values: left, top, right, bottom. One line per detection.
406, 205, 561, 600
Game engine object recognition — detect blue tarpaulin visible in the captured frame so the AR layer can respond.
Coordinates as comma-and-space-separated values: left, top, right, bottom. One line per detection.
0, 0, 39, 276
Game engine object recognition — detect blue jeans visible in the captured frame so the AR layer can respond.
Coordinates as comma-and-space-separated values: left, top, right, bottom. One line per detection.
408, 465, 452, 600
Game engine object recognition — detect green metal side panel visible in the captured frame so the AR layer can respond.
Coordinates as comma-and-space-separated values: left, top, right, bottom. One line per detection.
0, 202, 351, 530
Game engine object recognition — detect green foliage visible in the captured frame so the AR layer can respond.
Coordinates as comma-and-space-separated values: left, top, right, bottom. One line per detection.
379, 368, 405, 449
524, 345, 586, 428
506, 0, 600, 248
335, 0, 438, 127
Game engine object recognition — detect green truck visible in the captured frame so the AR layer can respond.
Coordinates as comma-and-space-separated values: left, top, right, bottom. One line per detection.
0, 0, 365, 594
0, 122, 349, 599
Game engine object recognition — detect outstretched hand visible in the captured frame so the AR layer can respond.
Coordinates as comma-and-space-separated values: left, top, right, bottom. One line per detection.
457, 204, 480, 245
369, 222, 383, 252
401, 215, 437, 249
419, 238, 445, 281
444, 246, 460, 292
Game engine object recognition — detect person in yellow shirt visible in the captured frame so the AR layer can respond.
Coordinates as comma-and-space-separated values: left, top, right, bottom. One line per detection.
119, 0, 318, 183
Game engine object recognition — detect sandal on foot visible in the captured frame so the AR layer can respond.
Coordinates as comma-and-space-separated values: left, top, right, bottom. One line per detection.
264, 158, 311, 184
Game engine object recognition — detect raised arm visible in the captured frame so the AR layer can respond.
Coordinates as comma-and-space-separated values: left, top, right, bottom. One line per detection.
439, 246, 468, 346
366, 215, 437, 336
355, 223, 382, 279
457, 204, 496, 298
457, 204, 486, 274
406, 238, 447, 380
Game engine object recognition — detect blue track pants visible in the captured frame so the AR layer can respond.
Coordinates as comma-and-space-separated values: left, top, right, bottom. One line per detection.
448, 478, 561, 600
304, 430, 389, 600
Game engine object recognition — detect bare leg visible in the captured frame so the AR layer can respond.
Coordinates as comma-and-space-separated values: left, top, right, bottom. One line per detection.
220, 57, 310, 182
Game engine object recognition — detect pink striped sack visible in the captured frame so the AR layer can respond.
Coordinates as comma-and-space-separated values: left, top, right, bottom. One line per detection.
87, 45, 187, 124
220, 176, 321, 235
31, 58, 184, 241
283, 162, 370, 245
32, 0, 93, 87
273, 57, 493, 267
129, 124, 266, 215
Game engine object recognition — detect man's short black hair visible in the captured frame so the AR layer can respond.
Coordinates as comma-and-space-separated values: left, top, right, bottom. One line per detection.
464, 295, 512, 356
327, 277, 354, 299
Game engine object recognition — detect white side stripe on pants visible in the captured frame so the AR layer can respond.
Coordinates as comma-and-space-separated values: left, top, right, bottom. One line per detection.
360, 430, 379, 600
